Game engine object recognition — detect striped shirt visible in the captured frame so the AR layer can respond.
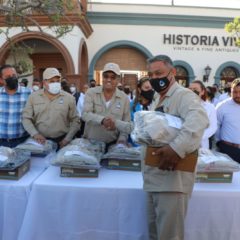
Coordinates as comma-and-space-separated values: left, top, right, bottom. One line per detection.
0, 86, 31, 139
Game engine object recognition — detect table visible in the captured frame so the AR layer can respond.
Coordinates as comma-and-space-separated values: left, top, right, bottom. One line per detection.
18, 166, 148, 240
0, 156, 48, 240
185, 172, 240, 240
18, 167, 240, 240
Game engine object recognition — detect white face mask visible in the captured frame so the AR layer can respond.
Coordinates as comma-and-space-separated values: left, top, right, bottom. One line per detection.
32, 85, 40, 91
48, 82, 61, 95
70, 87, 76, 93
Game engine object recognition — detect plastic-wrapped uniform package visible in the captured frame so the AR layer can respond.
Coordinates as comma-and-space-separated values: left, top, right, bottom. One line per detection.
131, 111, 182, 146
197, 148, 240, 172
102, 144, 142, 161
51, 144, 101, 169
15, 137, 57, 156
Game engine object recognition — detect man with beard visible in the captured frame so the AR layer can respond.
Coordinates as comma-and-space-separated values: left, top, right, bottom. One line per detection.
0, 65, 31, 147
144, 55, 209, 240
216, 78, 240, 163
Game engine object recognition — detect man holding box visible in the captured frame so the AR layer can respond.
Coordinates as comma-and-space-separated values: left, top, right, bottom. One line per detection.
144, 55, 209, 240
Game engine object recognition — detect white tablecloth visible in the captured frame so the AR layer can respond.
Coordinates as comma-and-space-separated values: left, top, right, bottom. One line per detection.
0, 156, 48, 240
18, 166, 240, 240
185, 172, 240, 240
18, 166, 148, 240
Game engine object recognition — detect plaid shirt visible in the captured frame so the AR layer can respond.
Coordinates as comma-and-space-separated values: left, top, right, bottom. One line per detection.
0, 86, 31, 139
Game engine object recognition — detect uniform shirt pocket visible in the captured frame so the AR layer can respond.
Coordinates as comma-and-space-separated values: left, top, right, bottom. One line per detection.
94, 103, 104, 113
34, 103, 46, 115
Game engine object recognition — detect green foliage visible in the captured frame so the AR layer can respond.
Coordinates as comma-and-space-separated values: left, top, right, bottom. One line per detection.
225, 16, 240, 47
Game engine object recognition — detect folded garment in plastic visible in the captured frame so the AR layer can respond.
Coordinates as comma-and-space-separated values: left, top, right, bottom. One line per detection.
0, 148, 31, 170
0, 147, 16, 167
101, 144, 142, 171
131, 111, 182, 146
15, 137, 57, 156
197, 148, 240, 172
51, 145, 101, 169
70, 138, 106, 154
102, 144, 142, 160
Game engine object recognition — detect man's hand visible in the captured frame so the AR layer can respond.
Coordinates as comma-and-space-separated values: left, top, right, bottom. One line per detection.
152, 145, 181, 171
59, 139, 69, 149
33, 134, 46, 145
102, 117, 116, 130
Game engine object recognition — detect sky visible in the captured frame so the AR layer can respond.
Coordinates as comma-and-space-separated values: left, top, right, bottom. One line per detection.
90, 0, 240, 9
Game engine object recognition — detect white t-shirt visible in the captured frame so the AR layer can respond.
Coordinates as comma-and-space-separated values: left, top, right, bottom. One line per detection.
201, 101, 217, 148
76, 93, 85, 117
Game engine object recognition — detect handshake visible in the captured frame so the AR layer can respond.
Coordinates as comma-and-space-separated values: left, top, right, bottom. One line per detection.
101, 117, 116, 131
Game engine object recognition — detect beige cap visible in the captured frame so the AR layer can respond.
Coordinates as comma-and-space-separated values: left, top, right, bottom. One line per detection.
103, 63, 120, 75
43, 68, 61, 80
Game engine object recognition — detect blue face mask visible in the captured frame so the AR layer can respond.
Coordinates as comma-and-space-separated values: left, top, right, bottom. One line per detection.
150, 73, 170, 93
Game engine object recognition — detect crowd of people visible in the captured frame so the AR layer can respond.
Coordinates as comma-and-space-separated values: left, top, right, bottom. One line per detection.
0, 55, 239, 240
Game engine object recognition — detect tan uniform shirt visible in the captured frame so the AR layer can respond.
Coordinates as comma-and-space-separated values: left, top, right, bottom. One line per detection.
82, 86, 131, 143
22, 89, 80, 142
143, 82, 209, 194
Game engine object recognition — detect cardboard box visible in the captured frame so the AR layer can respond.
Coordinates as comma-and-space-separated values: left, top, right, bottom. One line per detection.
101, 158, 141, 171
0, 159, 30, 180
60, 166, 99, 178
145, 146, 198, 172
195, 172, 233, 183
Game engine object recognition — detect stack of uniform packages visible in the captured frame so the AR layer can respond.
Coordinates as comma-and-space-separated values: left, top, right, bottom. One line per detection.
0, 147, 31, 180
196, 148, 240, 183
52, 138, 105, 178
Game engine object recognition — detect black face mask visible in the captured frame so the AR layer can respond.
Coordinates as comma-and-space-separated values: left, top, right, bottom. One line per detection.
5, 76, 19, 90
150, 75, 170, 93
140, 89, 155, 101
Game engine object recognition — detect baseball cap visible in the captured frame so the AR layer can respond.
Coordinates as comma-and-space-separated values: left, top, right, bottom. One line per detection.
43, 68, 61, 80
103, 63, 120, 75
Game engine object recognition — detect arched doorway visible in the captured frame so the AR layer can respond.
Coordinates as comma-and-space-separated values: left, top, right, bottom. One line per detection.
220, 67, 239, 90
89, 40, 152, 91
95, 47, 148, 90
173, 60, 195, 87
0, 32, 75, 85
215, 61, 240, 90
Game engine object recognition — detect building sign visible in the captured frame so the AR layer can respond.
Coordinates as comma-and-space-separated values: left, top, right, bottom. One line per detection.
163, 34, 240, 52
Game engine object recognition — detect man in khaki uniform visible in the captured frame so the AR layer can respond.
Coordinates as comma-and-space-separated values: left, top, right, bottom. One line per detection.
22, 68, 80, 149
144, 55, 209, 240
82, 63, 131, 146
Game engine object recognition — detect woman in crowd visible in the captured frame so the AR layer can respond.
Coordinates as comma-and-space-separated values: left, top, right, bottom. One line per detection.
130, 76, 155, 120
189, 80, 217, 149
